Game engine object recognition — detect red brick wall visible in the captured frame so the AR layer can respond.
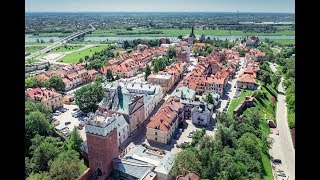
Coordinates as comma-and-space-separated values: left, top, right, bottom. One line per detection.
78, 168, 92, 180
87, 129, 119, 178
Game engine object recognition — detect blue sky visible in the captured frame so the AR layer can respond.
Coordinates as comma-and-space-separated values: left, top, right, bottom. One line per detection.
25, 0, 295, 13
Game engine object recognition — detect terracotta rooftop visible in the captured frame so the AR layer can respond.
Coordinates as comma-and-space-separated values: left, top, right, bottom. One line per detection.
176, 172, 200, 180
237, 74, 256, 83
26, 87, 62, 102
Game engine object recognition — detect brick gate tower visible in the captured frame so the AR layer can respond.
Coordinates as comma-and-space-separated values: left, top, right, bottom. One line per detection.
85, 112, 119, 178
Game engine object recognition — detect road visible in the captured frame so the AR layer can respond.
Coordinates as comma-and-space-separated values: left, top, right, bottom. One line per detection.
269, 64, 295, 180
25, 26, 94, 60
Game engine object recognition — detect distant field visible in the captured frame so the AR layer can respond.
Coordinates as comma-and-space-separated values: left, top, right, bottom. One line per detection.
51, 45, 84, 52
270, 39, 295, 45
25, 41, 53, 46
26, 32, 72, 37
27, 28, 295, 38
58, 45, 108, 64
88, 28, 295, 37
25, 46, 46, 53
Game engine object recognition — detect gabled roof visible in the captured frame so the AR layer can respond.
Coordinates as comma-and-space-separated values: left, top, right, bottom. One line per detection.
237, 74, 256, 83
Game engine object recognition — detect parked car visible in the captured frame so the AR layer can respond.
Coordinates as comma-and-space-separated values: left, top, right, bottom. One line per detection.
65, 121, 71, 125
276, 172, 286, 177
73, 108, 79, 111
52, 112, 60, 116
52, 120, 60, 126
51, 117, 58, 122
273, 159, 282, 164
187, 133, 194, 138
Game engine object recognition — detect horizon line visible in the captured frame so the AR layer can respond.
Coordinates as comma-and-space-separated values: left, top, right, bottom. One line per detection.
25, 11, 295, 14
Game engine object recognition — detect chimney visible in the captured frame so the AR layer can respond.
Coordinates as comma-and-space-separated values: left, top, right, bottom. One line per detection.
160, 118, 163, 123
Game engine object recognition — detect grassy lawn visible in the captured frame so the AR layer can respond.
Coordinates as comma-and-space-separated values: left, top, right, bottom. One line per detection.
253, 85, 277, 120
227, 89, 253, 117
25, 46, 46, 53
58, 45, 108, 64
270, 39, 295, 45
261, 152, 273, 180
51, 45, 84, 52
88, 28, 295, 37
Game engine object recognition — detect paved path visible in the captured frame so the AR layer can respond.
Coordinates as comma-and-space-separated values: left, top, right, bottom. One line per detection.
268, 63, 295, 179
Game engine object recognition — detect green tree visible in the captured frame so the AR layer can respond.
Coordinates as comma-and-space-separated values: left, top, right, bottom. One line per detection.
94, 75, 104, 84
67, 128, 83, 153
40, 39, 45, 43
168, 47, 177, 59
49, 150, 86, 180
89, 59, 104, 70
27, 172, 51, 180
144, 64, 151, 81
74, 83, 104, 113
36, 39, 40, 43
25, 111, 53, 154
106, 69, 114, 82
237, 133, 262, 160
25, 77, 45, 89
25, 99, 51, 116
123, 40, 130, 50
45, 76, 66, 92
172, 149, 202, 176
178, 35, 183, 39
79, 57, 84, 63
205, 92, 215, 104
30, 140, 62, 173
49, 39, 54, 43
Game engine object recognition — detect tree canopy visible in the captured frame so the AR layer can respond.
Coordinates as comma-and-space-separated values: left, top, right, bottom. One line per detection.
48, 150, 87, 180
144, 64, 151, 81
45, 76, 66, 92
74, 83, 104, 113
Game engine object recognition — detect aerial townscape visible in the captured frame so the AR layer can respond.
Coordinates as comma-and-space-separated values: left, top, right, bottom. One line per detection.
25, 1, 295, 180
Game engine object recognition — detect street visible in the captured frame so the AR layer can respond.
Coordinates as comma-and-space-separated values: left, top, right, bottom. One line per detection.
269, 63, 295, 180
269, 77, 295, 180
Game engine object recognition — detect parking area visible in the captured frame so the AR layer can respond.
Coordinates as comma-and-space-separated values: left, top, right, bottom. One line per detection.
52, 104, 87, 141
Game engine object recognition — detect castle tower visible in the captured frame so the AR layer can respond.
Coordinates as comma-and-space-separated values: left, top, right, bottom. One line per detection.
85, 113, 119, 178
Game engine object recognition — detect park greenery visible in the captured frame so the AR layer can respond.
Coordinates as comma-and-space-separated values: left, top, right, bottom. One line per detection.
25, 99, 87, 179
87, 45, 116, 70
172, 109, 273, 179
74, 82, 105, 113
51, 44, 84, 52
59, 45, 108, 64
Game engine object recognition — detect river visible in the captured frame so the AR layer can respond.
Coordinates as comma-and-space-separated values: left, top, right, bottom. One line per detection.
25, 35, 295, 42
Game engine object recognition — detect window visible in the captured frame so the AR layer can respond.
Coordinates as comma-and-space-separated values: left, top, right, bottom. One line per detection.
155, 137, 157, 141
155, 132, 157, 135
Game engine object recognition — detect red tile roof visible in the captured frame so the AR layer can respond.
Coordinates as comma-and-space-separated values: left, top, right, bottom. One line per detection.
238, 74, 256, 83
176, 172, 200, 180
26, 88, 62, 102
